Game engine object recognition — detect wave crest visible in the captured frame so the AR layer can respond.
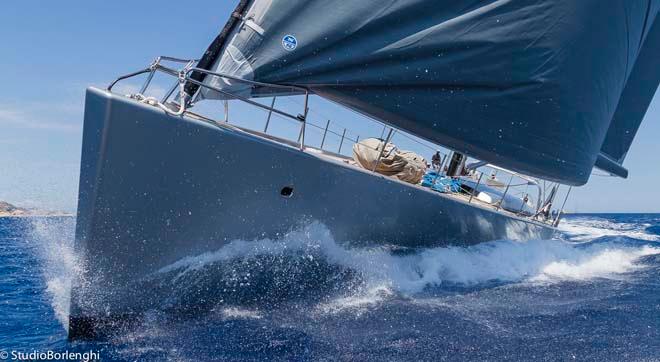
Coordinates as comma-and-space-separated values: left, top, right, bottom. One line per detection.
156, 221, 660, 295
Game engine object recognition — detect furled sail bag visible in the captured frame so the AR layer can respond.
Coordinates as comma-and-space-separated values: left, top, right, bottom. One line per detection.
194, 0, 660, 185
352, 138, 427, 184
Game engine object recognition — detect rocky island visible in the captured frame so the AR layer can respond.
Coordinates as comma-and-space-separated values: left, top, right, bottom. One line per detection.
0, 200, 72, 217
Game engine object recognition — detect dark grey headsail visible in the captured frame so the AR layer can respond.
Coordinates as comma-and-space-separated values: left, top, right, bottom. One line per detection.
595, 7, 660, 178
191, 0, 660, 186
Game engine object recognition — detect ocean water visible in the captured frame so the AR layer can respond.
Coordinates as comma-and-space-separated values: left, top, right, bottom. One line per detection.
0, 214, 659, 361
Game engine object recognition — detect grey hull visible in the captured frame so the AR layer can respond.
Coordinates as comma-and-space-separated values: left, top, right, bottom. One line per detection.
69, 88, 555, 339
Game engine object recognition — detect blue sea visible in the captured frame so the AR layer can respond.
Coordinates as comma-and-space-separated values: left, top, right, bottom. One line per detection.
1, 214, 659, 361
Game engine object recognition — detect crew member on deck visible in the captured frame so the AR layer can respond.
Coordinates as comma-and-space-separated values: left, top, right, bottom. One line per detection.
431, 151, 441, 171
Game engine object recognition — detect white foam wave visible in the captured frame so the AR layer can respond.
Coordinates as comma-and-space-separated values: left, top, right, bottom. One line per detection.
158, 222, 660, 296
315, 285, 394, 316
559, 216, 658, 242
216, 307, 263, 320
530, 245, 657, 281
26, 217, 659, 325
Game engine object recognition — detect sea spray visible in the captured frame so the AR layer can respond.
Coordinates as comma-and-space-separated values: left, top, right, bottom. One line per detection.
8, 214, 660, 360
28, 217, 78, 329
154, 221, 660, 299
25, 215, 660, 328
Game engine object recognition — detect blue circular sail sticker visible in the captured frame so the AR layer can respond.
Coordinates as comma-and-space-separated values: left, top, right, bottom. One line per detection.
282, 34, 297, 51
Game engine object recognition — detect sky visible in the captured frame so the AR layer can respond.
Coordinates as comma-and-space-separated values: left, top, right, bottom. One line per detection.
0, 1, 658, 213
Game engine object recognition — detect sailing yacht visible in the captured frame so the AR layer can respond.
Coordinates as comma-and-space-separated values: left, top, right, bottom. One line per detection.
68, 0, 660, 339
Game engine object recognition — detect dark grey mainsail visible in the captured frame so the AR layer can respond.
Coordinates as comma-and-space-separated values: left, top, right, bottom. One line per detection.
191, 0, 659, 186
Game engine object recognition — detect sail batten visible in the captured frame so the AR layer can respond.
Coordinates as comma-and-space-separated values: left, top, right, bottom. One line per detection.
195, 0, 660, 185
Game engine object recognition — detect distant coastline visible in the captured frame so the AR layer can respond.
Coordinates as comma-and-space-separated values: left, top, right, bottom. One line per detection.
0, 200, 73, 217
